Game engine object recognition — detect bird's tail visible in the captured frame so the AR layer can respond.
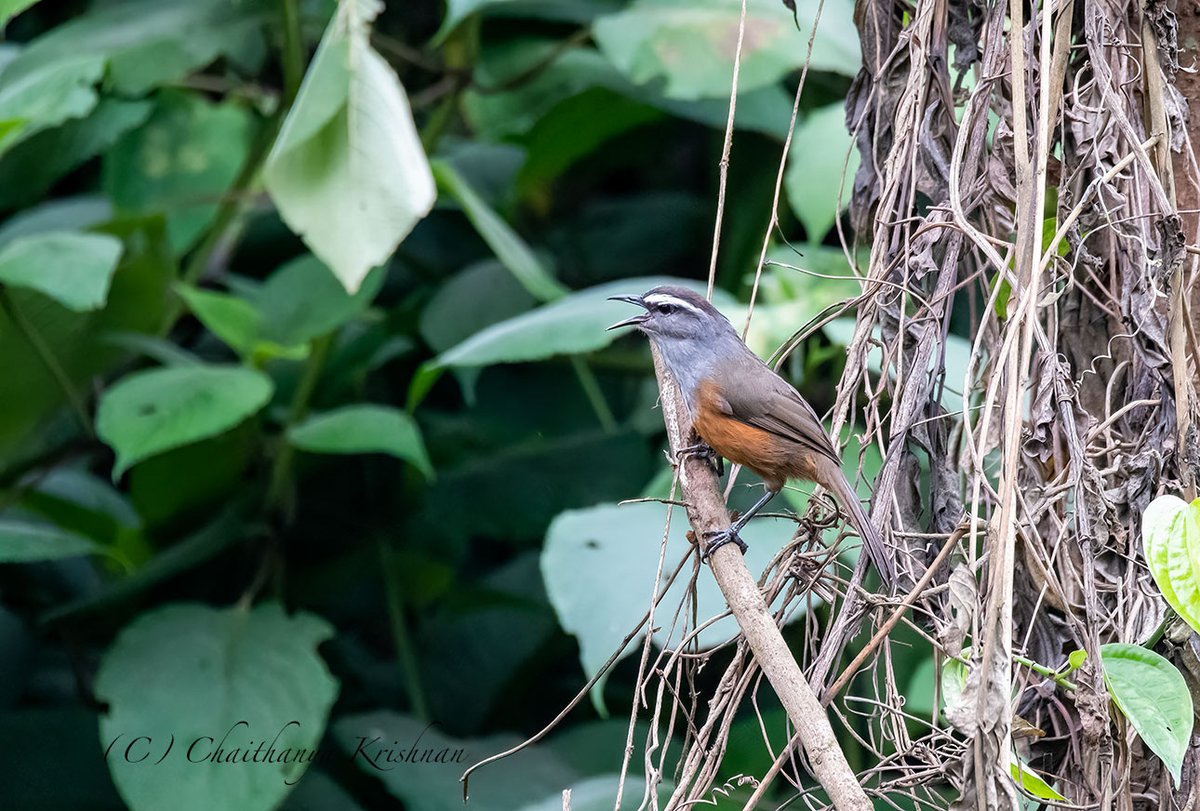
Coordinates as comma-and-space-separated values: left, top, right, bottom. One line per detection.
825, 466, 896, 590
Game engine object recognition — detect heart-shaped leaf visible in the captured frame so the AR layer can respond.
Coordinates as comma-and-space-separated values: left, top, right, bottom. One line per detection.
288, 405, 433, 479
96, 365, 274, 477
1100, 642, 1193, 785
96, 603, 339, 811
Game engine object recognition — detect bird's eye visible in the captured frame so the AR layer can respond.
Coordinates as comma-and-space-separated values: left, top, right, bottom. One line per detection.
656, 303, 676, 315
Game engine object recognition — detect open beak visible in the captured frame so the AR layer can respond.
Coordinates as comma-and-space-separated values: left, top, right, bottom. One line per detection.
606, 294, 648, 331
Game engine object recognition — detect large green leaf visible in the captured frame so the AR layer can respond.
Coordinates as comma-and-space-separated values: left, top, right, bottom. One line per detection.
0, 520, 101, 563
264, 0, 434, 293
0, 230, 122, 311
593, 0, 860, 100
288, 405, 434, 479
1100, 642, 1193, 785
1142, 495, 1200, 635
96, 365, 274, 477
432, 160, 567, 302
0, 54, 103, 157
96, 603, 339, 811
0, 0, 268, 96
432, 276, 735, 370
542, 501, 806, 711
784, 103, 859, 240
411, 277, 735, 407
103, 91, 255, 254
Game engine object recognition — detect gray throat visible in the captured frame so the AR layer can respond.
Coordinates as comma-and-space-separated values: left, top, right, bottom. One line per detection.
648, 328, 750, 420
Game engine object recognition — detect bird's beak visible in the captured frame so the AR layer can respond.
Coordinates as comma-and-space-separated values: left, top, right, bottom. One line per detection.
606, 294, 648, 331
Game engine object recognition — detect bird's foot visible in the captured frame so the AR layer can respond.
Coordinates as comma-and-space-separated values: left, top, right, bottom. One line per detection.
701, 528, 748, 561
673, 442, 724, 477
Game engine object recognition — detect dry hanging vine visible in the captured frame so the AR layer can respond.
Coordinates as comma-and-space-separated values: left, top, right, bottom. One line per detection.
615, 0, 1200, 806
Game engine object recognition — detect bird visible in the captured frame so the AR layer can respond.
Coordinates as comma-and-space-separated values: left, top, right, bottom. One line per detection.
608, 285, 895, 587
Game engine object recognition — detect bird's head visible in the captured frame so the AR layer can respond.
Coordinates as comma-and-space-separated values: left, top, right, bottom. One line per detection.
606, 286, 733, 345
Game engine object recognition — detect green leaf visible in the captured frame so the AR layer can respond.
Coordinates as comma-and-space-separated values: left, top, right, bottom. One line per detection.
0, 520, 101, 563
432, 276, 735, 370
593, 0, 860, 100
0, 98, 152, 211
176, 285, 264, 356
410, 275, 733, 408
0, 231, 122, 311
179, 256, 383, 359
419, 554, 556, 729
418, 259, 536, 354
96, 603, 339, 811
1100, 642, 1193, 785
542, 501, 808, 712
288, 405, 434, 479
264, 0, 435, 293
0, 214, 174, 461
1143, 495, 1200, 635
249, 254, 384, 347
407, 430, 652, 554
517, 88, 662, 192
1, 0, 41, 26
784, 103, 860, 240
335, 711, 580, 811
1010, 757, 1066, 802
432, 160, 567, 302
0, 0, 268, 97
434, 0, 513, 39
434, 0, 619, 42
517, 775, 670, 811
43, 510, 243, 624
0, 194, 112, 248
1067, 648, 1087, 672
0, 54, 104, 157
103, 91, 255, 254
96, 365, 274, 478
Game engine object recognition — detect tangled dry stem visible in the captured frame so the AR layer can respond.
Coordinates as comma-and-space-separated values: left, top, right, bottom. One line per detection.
619, 0, 1200, 807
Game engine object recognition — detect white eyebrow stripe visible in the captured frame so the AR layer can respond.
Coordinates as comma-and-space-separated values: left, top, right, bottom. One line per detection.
643, 294, 702, 314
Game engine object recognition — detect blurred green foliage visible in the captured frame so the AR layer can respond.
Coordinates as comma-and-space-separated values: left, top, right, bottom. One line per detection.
0, 0, 924, 808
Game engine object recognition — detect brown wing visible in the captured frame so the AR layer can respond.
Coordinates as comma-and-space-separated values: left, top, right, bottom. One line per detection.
711, 359, 841, 467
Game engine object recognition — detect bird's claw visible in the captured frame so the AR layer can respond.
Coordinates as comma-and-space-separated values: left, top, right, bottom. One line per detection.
701, 528, 748, 561
673, 442, 724, 477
